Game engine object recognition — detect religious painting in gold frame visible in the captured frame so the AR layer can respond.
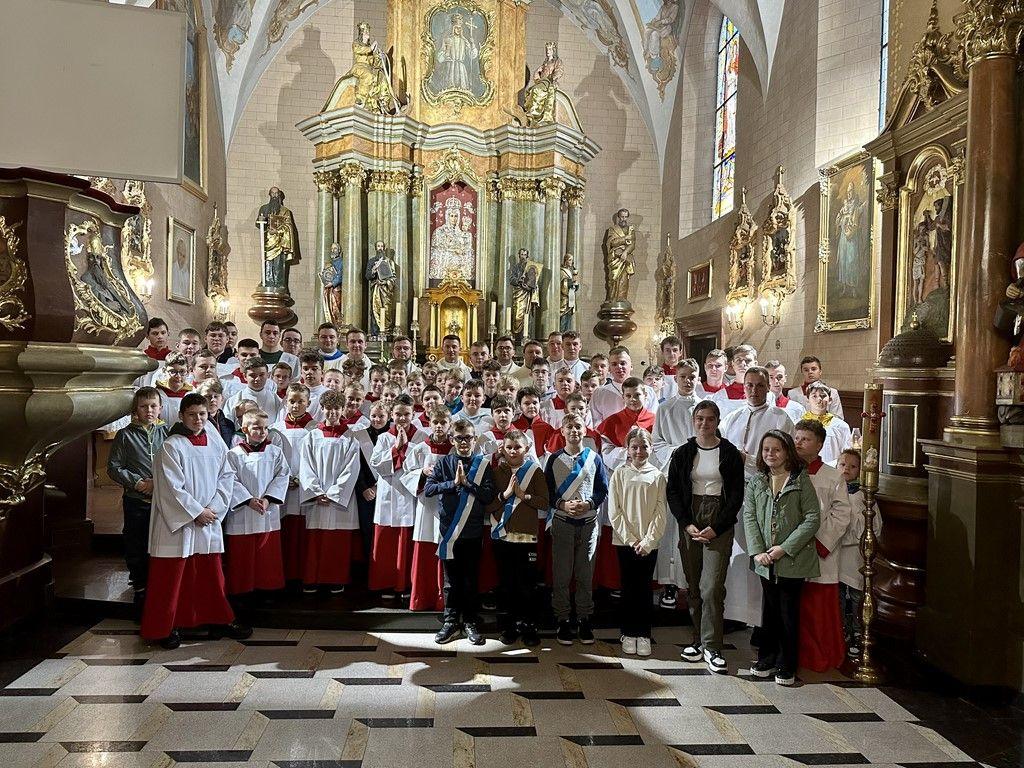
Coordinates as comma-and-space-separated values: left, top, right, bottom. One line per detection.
687, 260, 712, 303
894, 144, 959, 342
726, 187, 757, 305
758, 165, 796, 298
816, 151, 880, 332
157, 0, 208, 200
420, 0, 496, 113
167, 217, 196, 305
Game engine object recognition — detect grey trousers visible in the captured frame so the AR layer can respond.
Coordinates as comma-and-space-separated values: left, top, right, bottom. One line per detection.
678, 495, 734, 650
550, 515, 600, 621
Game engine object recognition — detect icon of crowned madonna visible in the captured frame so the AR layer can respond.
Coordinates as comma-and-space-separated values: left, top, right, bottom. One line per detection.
428, 195, 476, 282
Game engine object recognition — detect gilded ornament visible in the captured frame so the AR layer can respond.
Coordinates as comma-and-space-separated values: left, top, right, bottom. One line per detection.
950, 147, 967, 183
522, 42, 563, 125
338, 162, 367, 189
420, 0, 497, 114
343, 23, 400, 115
65, 218, 143, 344
368, 169, 412, 194
313, 170, 334, 192
540, 177, 566, 200
564, 187, 585, 208
953, 0, 1024, 69
425, 147, 481, 184
0, 451, 50, 515
86, 176, 119, 198
0, 216, 29, 331
206, 203, 229, 309
876, 179, 899, 211
601, 208, 636, 302
497, 176, 541, 202
759, 166, 797, 298
726, 187, 758, 304
120, 180, 155, 298
654, 235, 676, 325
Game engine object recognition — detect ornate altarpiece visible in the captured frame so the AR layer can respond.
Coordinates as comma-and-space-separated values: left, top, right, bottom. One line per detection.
298, 0, 600, 359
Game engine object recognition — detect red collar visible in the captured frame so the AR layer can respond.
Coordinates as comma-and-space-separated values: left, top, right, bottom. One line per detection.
158, 384, 191, 398
284, 413, 313, 429
414, 403, 424, 412
775, 394, 790, 408
801, 381, 813, 395
551, 396, 567, 410
807, 457, 824, 475
184, 431, 207, 446
231, 368, 246, 383
418, 412, 431, 426
365, 393, 380, 402
277, 387, 288, 399
389, 424, 417, 440
343, 413, 364, 426
145, 345, 170, 361
428, 437, 453, 454
513, 415, 536, 430
239, 440, 268, 453
662, 363, 677, 376
703, 380, 726, 393
725, 381, 746, 399
319, 422, 349, 438
490, 427, 507, 440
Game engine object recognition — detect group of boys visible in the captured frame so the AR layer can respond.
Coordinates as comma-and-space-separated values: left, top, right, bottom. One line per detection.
110, 316, 857, 650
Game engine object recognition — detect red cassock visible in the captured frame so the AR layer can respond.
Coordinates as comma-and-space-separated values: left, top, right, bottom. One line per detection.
408, 438, 451, 611
368, 426, 422, 592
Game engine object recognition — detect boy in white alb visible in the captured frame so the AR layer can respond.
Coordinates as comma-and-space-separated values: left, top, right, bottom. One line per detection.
156, 353, 192, 425
273, 383, 315, 583
541, 368, 577, 428
298, 352, 329, 422
226, 357, 282, 423
140, 393, 250, 648
352, 401, 391, 561
451, 379, 493, 431
224, 410, 290, 597
299, 390, 361, 593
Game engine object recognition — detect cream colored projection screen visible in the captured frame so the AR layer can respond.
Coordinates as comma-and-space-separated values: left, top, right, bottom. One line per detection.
0, 0, 186, 183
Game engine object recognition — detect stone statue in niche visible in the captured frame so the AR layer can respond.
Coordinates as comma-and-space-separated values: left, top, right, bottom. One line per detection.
366, 240, 398, 337
347, 22, 399, 114
320, 242, 345, 326
559, 251, 579, 332
509, 247, 542, 341
523, 42, 563, 125
256, 187, 301, 290
602, 208, 636, 302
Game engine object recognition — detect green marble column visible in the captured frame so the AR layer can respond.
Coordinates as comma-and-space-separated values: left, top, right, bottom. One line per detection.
540, 177, 565, 336
312, 171, 337, 326
338, 161, 366, 335
565, 186, 584, 266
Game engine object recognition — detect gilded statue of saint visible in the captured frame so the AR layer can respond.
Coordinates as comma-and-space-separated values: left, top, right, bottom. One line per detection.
523, 42, 563, 125
320, 242, 345, 326
347, 22, 398, 114
366, 240, 397, 337
256, 187, 301, 290
509, 248, 542, 341
559, 251, 579, 332
602, 208, 636, 302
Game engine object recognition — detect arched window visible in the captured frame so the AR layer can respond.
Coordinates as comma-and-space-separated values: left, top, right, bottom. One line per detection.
712, 16, 739, 219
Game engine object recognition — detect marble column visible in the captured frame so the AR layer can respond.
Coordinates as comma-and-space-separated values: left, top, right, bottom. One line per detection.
540, 177, 565, 336
338, 161, 367, 335
366, 169, 411, 333
946, 6, 1020, 446
313, 170, 337, 326
564, 186, 584, 266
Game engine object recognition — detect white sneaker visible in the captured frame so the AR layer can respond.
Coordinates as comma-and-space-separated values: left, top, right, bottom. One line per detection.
703, 648, 728, 674
636, 637, 652, 657
680, 643, 702, 662
620, 636, 637, 655
774, 672, 796, 686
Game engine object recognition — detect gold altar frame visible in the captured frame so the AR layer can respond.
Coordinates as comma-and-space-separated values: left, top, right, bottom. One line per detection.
816, 151, 881, 332
758, 166, 797, 299
419, 0, 497, 113
894, 144, 960, 343
726, 188, 757, 305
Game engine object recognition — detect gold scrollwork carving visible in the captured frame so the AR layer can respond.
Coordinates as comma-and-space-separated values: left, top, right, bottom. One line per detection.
540, 177, 566, 200
0, 451, 50, 516
120, 180, 154, 298
564, 187, 585, 208
953, 0, 1024, 69
726, 187, 758, 304
65, 218, 143, 344
420, 0, 497, 115
410, 168, 424, 198
0, 216, 29, 331
759, 166, 797, 298
425, 146, 481, 184
368, 169, 412, 194
313, 170, 335, 192
338, 162, 367, 189
949, 147, 967, 184
876, 178, 899, 211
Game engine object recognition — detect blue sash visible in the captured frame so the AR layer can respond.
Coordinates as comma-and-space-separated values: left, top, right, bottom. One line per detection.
438, 454, 486, 560
491, 460, 538, 540
547, 448, 593, 527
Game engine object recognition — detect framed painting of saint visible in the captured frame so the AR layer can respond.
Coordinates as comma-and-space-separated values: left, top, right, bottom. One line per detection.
895, 145, 959, 342
167, 217, 196, 304
816, 151, 879, 332
421, 0, 495, 110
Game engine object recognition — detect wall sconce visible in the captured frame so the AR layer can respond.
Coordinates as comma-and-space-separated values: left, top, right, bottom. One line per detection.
211, 292, 230, 321
135, 276, 155, 303
725, 299, 747, 331
759, 289, 785, 327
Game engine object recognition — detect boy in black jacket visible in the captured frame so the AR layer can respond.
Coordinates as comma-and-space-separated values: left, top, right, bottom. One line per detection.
425, 420, 497, 645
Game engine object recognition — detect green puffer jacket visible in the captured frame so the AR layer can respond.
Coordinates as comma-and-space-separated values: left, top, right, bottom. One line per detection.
742, 469, 821, 580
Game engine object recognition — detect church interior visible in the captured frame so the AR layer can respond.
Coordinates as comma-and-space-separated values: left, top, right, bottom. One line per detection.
2, 0, 1024, 765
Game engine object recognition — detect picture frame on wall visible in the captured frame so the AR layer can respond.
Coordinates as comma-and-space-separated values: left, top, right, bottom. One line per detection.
815, 150, 881, 332
687, 259, 713, 302
167, 217, 196, 305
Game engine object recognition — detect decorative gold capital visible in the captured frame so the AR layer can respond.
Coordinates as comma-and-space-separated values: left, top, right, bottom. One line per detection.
497, 177, 541, 202
876, 178, 899, 211
338, 162, 367, 189
564, 186, 585, 208
313, 170, 335, 192
540, 177, 566, 200
368, 169, 412, 194
953, 0, 1024, 68
950, 147, 967, 183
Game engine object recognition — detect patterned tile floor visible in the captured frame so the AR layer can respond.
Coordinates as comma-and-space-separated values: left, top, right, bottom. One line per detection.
0, 620, 1004, 768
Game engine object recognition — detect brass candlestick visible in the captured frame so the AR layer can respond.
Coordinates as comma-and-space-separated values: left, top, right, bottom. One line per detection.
850, 382, 886, 684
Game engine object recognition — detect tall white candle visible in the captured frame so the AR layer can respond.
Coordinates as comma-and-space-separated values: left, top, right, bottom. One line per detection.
412, 296, 419, 318
489, 300, 497, 325
395, 301, 402, 325
503, 307, 512, 332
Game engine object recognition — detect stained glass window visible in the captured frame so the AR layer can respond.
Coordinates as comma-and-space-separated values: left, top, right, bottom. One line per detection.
879, 0, 890, 130
712, 17, 739, 219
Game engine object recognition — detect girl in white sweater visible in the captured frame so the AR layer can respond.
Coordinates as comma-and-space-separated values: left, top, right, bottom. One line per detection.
609, 426, 667, 657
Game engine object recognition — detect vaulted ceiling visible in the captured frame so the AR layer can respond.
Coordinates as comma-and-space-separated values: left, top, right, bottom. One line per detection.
121, 0, 785, 171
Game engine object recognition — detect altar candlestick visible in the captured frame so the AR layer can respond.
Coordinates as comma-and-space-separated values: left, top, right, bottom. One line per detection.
503, 307, 512, 334
412, 296, 419, 319
395, 301, 403, 327
489, 301, 497, 325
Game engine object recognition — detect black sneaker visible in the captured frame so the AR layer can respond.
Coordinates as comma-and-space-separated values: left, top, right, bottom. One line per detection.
520, 624, 540, 647
660, 586, 677, 608
329, 585, 345, 595
556, 620, 575, 645
577, 618, 595, 645
774, 670, 796, 686
225, 622, 253, 641
609, 590, 622, 599
435, 622, 462, 644
749, 659, 777, 678
499, 627, 520, 645
680, 643, 702, 662
465, 623, 485, 646
159, 630, 181, 650
704, 648, 728, 674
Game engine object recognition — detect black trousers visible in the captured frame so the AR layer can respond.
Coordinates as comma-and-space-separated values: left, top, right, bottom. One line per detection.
493, 538, 537, 631
442, 537, 482, 625
356, 495, 376, 563
758, 574, 804, 675
122, 496, 152, 590
616, 546, 658, 638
